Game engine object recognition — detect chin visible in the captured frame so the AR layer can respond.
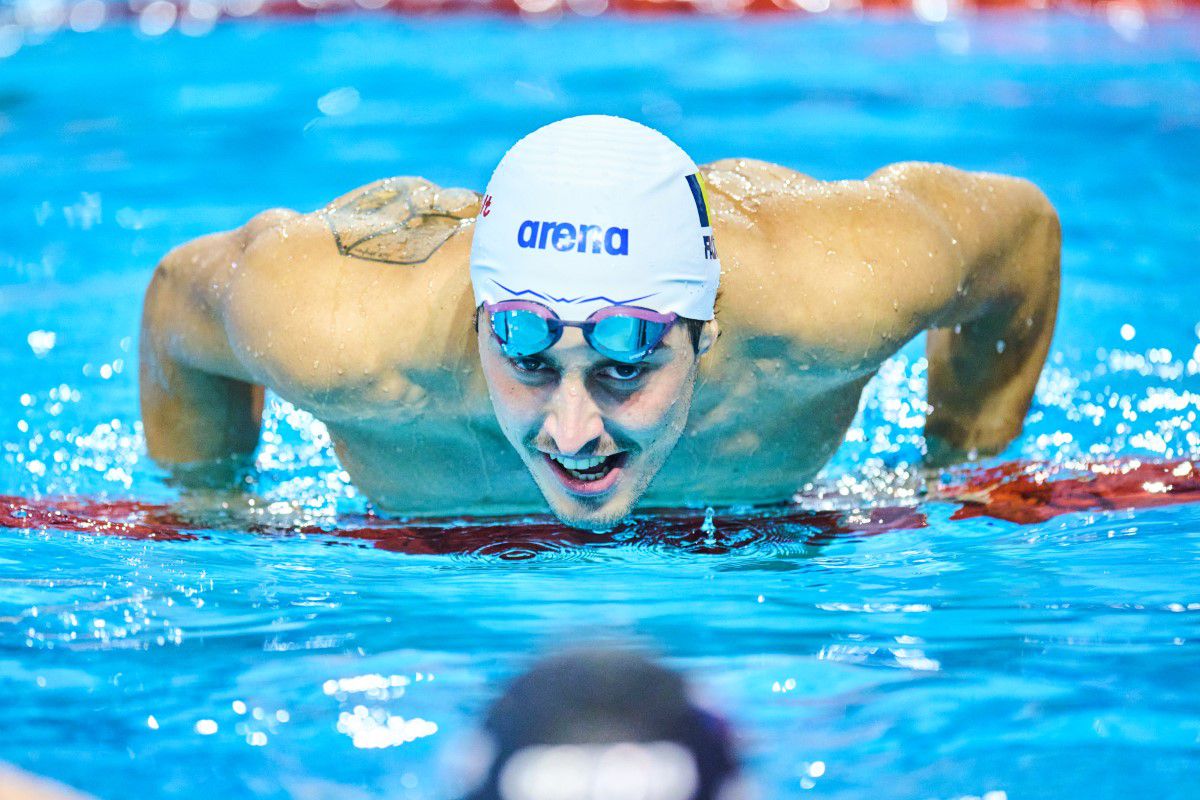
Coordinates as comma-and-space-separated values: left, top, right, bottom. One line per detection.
548, 499, 634, 531
539, 483, 640, 531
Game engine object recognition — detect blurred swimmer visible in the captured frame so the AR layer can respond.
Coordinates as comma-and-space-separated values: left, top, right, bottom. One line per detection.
141, 115, 1060, 528
0, 764, 94, 800
448, 649, 745, 800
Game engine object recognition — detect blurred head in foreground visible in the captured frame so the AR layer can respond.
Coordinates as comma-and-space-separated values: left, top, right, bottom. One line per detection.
0, 764, 94, 800
455, 649, 745, 800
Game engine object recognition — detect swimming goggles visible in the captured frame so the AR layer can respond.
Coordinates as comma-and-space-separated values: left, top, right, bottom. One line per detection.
484, 300, 678, 364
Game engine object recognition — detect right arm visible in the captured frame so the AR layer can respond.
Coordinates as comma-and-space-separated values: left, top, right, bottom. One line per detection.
139, 210, 292, 467
140, 176, 481, 472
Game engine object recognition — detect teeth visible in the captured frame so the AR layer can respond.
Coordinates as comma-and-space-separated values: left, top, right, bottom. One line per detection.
551, 454, 607, 471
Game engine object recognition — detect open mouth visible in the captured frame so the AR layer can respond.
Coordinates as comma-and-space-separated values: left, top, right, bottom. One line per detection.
542, 452, 628, 496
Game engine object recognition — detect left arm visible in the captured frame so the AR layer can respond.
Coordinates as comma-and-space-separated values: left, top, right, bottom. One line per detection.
869, 163, 1062, 463
703, 159, 1061, 466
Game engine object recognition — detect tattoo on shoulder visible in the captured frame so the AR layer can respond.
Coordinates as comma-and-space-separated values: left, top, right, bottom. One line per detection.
322, 179, 479, 266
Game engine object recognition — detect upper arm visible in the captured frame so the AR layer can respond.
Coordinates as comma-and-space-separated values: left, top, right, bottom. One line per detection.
837, 163, 1058, 346
142, 207, 297, 386
709, 161, 1058, 376
863, 162, 1060, 333
140, 209, 295, 464
140, 174, 480, 460
219, 178, 479, 419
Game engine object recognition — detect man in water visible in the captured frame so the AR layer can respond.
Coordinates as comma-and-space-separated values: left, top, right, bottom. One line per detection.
140, 115, 1060, 529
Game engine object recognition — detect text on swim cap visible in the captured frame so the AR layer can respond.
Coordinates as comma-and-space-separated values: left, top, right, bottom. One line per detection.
517, 220, 629, 256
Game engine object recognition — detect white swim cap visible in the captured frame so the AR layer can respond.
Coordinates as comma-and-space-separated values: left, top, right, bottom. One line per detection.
470, 115, 720, 321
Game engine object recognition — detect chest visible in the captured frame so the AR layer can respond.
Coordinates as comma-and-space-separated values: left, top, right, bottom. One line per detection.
646, 364, 871, 504
326, 405, 544, 516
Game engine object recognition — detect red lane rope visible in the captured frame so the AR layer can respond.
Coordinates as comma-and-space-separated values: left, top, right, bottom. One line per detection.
30, 0, 1200, 29
2, 458, 1195, 557
236, 0, 1199, 15
949, 458, 1200, 524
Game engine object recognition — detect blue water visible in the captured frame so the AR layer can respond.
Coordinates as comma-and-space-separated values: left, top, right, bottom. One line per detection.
2, 12, 1200, 800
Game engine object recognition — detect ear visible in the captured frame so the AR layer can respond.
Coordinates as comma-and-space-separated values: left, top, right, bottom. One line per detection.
696, 318, 720, 356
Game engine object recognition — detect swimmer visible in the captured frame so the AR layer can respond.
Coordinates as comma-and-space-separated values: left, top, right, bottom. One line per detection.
449, 648, 743, 800
140, 115, 1061, 529
0, 764, 94, 800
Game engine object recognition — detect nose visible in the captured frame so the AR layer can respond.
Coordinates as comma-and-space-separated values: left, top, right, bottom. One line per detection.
541, 374, 605, 456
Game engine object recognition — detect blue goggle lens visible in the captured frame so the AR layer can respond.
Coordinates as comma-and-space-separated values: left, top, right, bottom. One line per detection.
490, 310, 556, 357
589, 316, 668, 363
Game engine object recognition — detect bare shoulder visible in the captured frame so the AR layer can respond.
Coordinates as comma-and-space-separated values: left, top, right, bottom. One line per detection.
320, 176, 481, 266
701, 158, 824, 209
222, 177, 480, 417
868, 161, 1055, 214
700, 160, 1056, 376
699, 159, 952, 374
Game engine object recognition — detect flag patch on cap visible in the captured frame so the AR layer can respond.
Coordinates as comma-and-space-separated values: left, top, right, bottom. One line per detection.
685, 173, 711, 228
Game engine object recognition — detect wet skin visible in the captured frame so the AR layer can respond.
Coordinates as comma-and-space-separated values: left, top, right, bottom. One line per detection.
140, 159, 1061, 527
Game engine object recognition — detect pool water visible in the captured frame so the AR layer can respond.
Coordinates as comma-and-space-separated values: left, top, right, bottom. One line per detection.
2, 13, 1200, 800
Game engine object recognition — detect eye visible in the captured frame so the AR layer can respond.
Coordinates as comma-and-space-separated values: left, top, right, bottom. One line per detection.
509, 356, 552, 375
599, 362, 646, 382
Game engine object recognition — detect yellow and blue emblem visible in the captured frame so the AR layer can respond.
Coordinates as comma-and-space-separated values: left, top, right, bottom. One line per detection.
685, 172, 718, 260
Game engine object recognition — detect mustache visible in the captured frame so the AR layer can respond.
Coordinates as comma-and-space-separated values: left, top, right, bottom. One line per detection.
524, 429, 640, 457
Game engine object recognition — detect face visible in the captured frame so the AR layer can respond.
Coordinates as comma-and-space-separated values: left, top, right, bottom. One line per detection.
478, 315, 711, 530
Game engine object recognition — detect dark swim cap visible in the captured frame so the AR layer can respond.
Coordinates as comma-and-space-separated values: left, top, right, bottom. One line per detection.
457, 649, 742, 800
